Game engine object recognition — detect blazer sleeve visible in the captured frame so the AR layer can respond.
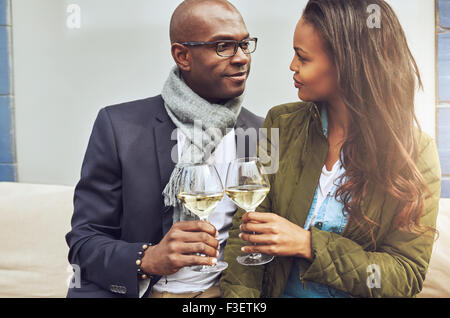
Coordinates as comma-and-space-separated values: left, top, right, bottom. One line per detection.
65, 108, 147, 298
298, 135, 441, 298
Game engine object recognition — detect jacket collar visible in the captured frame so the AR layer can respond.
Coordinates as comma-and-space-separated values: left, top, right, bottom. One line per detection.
235, 110, 250, 130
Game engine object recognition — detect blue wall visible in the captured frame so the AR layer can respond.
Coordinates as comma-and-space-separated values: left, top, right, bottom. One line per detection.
0, 0, 16, 181
439, 0, 450, 198
440, 0, 450, 28
439, 33, 450, 102
439, 108, 450, 198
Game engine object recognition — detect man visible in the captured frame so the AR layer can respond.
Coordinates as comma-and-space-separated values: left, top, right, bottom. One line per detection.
66, 0, 263, 298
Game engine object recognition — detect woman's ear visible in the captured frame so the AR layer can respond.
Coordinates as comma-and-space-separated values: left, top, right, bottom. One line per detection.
171, 43, 191, 72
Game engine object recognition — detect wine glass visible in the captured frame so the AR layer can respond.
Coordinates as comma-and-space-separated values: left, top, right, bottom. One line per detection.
225, 157, 274, 266
177, 163, 228, 273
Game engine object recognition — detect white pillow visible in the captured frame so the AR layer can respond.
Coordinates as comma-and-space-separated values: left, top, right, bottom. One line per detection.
0, 182, 74, 298
418, 198, 450, 298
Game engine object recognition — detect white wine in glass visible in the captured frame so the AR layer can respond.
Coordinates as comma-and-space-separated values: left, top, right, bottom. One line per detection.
225, 185, 270, 212
225, 158, 274, 266
177, 163, 228, 273
178, 192, 224, 220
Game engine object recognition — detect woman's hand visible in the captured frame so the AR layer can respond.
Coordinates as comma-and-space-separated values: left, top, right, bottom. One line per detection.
239, 212, 313, 261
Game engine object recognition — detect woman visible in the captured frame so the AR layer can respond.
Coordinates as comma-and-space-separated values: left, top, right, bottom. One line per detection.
220, 0, 441, 298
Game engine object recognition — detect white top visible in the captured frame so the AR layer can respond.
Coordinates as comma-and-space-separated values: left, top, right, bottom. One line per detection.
143, 128, 237, 296
305, 160, 342, 230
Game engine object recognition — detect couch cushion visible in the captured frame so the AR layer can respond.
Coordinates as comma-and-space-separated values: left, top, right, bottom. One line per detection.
418, 198, 450, 298
0, 182, 74, 298
0, 182, 449, 297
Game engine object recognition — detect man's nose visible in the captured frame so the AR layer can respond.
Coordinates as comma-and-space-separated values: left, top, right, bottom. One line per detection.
231, 46, 250, 65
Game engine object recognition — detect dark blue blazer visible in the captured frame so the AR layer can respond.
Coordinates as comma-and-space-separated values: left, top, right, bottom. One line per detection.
65, 95, 264, 298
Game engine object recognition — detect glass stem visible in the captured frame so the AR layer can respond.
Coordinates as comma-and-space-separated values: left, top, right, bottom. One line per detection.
199, 216, 212, 269
246, 210, 261, 260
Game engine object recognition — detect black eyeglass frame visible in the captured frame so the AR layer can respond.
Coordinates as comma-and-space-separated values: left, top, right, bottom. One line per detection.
180, 37, 258, 57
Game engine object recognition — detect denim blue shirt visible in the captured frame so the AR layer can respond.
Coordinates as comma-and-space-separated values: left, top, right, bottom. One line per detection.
282, 106, 350, 298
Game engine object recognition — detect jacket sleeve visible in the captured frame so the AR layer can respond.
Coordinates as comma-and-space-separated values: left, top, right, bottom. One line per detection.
298, 136, 441, 298
65, 108, 146, 298
220, 108, 281, 298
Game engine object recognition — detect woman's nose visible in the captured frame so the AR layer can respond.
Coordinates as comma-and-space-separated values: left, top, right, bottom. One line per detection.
289, 56, 298, 72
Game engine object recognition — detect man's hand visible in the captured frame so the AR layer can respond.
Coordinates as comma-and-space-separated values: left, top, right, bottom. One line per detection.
239, 212, 313, 261
141, 220, 219, 276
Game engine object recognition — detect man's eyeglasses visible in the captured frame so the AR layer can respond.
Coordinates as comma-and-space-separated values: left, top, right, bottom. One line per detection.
180, 38, 258, 57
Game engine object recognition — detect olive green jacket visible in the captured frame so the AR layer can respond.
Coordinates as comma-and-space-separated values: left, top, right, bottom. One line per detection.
220, 102, 441, 298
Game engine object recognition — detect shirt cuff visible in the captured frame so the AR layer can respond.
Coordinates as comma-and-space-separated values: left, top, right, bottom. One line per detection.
138, 278, 151, 298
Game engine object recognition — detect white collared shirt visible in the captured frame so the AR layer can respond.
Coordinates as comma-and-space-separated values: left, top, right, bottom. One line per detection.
140, 128, 237, 296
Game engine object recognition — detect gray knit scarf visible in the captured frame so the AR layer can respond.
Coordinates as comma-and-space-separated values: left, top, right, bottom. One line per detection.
161, 66, 244, 222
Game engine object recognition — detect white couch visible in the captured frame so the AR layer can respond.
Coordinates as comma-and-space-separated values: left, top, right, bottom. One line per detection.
0, 182, 449, 298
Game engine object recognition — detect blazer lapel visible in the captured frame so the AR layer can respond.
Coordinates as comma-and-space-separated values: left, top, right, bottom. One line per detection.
154, 111, 177, 188
154, 108, 177, 235
234, 114, 249, 159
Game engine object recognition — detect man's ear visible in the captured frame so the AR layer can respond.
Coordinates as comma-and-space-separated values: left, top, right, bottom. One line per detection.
171, 43, 191, 72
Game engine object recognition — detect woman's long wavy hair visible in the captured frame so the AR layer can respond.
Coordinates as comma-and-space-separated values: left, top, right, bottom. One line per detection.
302, 0, 436, 245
